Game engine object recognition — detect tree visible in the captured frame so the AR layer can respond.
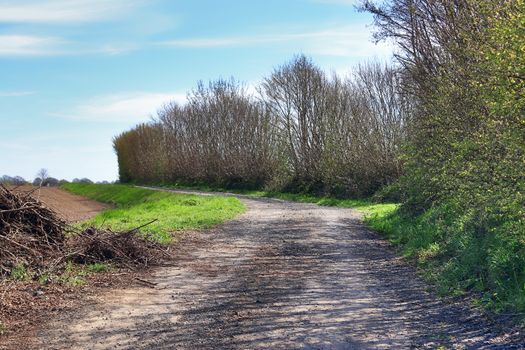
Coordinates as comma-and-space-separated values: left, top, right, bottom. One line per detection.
261, 55, 327, 190
12, 176, 27, 185
43, 177, 59, 187
32, 178, 42, 187
36, 168, 49, 187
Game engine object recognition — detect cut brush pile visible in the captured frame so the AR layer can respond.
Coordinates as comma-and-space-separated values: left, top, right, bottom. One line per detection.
68, 224, 167, 268
0, 184, 167, 278
0, 185, 66, 276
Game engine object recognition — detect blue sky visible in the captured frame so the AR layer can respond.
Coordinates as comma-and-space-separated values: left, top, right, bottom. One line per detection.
0, 0, 391, 182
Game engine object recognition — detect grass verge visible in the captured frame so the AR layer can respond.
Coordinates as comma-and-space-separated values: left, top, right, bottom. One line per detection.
156, 183, 397, 217
62, 183, 245, 244
365, 204, 525, 317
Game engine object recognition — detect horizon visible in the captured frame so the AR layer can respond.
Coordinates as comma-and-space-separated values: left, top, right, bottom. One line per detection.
0, 0, 392, 182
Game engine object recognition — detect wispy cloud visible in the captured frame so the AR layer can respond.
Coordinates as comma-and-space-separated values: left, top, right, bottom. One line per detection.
0, 91, 35, 97
160, 25, 391, 59
0, 0, 144, 24
0, 35, 140, 57
53, 92, 187, 123
0, 35, 65, 56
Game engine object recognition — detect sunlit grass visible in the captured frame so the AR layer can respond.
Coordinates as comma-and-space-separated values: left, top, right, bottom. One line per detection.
62, 183, 245, 244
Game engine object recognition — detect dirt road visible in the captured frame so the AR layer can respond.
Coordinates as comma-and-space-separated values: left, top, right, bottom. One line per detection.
33, 193, 523, 349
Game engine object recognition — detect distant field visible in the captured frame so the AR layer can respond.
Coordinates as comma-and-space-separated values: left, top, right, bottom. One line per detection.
62, 183, 246, 244
8, 185, 109, 223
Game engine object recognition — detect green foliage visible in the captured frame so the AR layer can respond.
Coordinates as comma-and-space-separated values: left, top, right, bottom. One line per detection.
62, 183, 246, 244
56, 262, 113, 286
33, 262, 111, 287
59, 262, 87, 286
85, 263, 110, 273
10, 263, 28, 281
38, 273, 52, 284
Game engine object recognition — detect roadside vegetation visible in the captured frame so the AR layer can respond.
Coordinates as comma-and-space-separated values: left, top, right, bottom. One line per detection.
155, 183, 396, 218
110, 0, 524, 317
362, 0, 525, 315
62, 183, 245, 244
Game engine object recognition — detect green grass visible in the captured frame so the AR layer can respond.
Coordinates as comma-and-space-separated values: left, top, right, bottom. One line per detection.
10, 263, 29, 281
85, 262, 111, 273
54, 262, 112, 286
157, 183, 396, 216
62, 183, 246, 244
365, 202, 525, 317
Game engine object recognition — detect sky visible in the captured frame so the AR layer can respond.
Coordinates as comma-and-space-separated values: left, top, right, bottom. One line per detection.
0, 0, 392, 182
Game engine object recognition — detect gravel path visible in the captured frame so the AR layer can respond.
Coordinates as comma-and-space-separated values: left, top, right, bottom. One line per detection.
33, 194, 524, 349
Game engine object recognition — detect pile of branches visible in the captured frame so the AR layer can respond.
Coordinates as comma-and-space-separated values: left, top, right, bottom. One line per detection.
0, 184, 65, 276
67, 225, 167, 268
0, 185, 167, 278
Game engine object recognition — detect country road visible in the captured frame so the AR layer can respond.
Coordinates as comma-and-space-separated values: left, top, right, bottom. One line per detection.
33, 193, 523, 349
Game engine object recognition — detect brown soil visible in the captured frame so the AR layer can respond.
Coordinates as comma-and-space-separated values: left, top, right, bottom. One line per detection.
13, 191, 524, 349
11, 186, 110, 223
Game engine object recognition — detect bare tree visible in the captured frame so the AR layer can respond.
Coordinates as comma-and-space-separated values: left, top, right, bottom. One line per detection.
261, 55, 327, 191
36, 168, 49, 187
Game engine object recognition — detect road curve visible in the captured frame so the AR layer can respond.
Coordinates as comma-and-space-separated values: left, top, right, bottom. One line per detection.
34, 193, 523, 349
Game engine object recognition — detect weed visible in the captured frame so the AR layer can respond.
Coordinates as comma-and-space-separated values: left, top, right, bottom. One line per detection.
10, 264, 28, 281
85, 263, 110, 273
38, 273, 52, 284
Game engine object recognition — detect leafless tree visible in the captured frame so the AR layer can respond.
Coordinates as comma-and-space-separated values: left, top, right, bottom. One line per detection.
36, 168, 49, 187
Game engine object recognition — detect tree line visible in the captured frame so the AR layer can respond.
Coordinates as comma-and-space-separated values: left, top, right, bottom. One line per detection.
0, 170, 103, 187
362, 0, 525, 309
363, 0, 524, 213
114, 58, 409, 198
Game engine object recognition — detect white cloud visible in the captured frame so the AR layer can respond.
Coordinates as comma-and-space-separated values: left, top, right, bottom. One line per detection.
0, 35, 140, 57
160, 25, 392, 59
0, 0, 144, 24
0, 35, 65, 56
0, 91, 35, 97
161, 33, 308, 48
55, 92, 187, 123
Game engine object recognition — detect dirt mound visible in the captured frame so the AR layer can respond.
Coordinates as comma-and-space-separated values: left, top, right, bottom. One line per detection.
0, 185, 65, 276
